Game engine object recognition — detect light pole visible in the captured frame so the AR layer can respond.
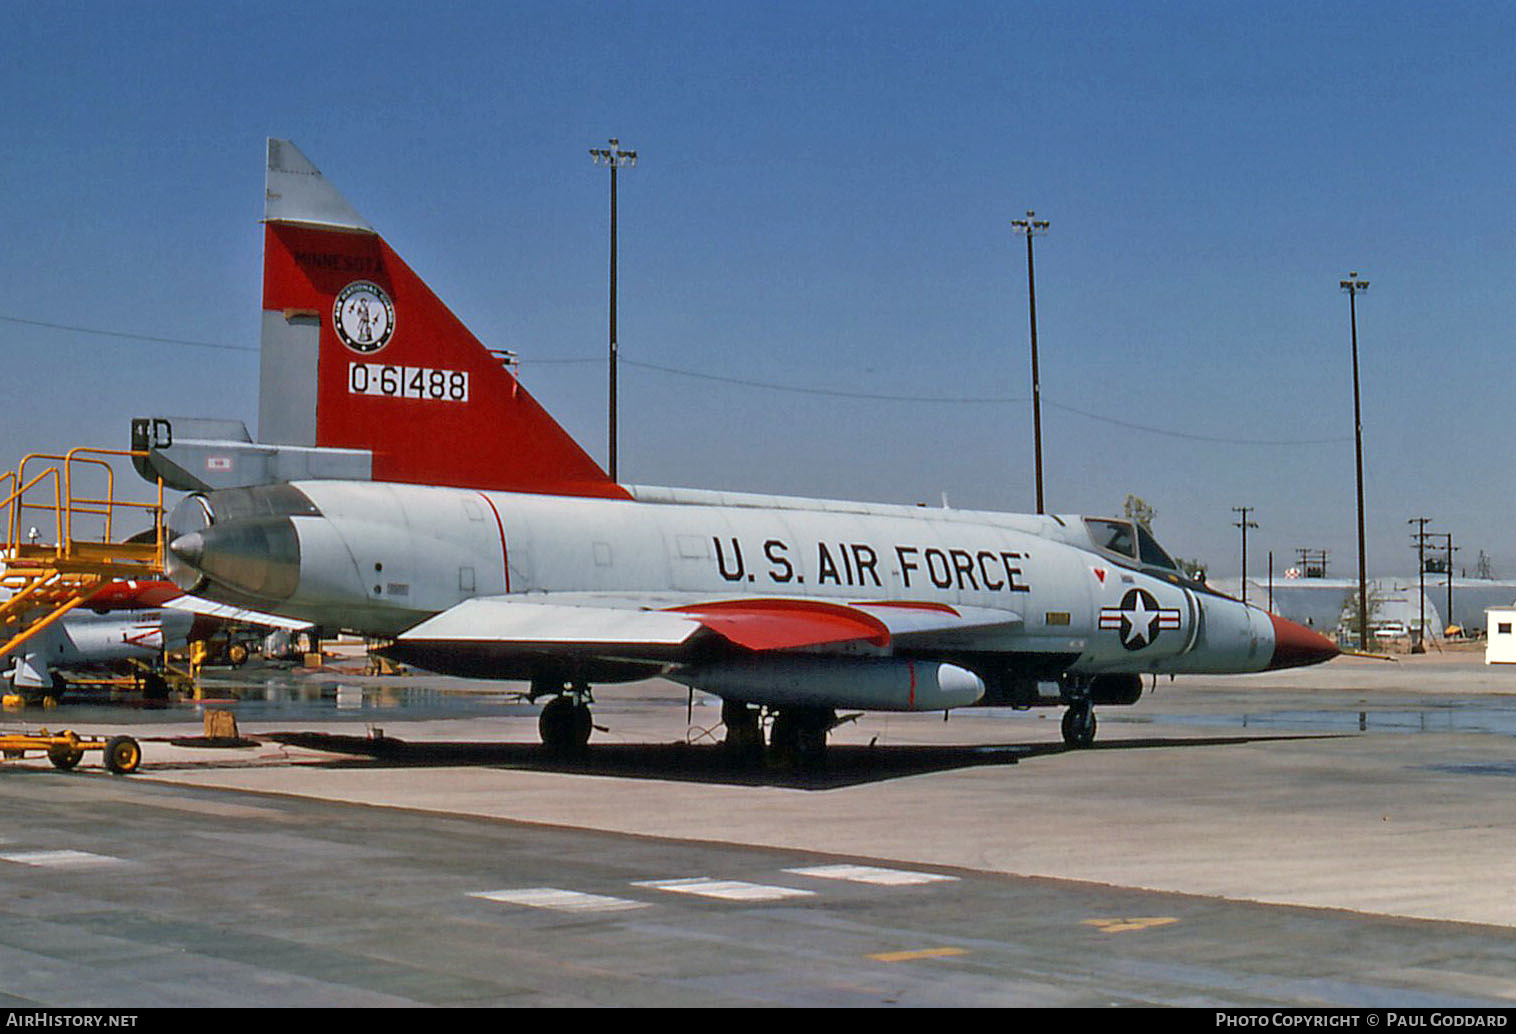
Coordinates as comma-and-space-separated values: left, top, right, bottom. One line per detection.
590, 138, 637, 481
1341, 272, 1370, 651
1012, 211, 1049, 514
1233, 506, 1258, 604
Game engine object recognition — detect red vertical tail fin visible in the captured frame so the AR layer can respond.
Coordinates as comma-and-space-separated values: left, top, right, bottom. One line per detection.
259, 140, 626, 499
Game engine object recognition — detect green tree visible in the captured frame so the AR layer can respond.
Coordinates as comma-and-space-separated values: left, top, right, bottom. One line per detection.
1123, 494, 1207, 582
1338, 585, 1384, 647
1122, 494, 1157, 533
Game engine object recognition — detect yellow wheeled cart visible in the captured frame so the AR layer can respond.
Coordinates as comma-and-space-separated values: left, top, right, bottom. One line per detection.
0, 728, 142, 774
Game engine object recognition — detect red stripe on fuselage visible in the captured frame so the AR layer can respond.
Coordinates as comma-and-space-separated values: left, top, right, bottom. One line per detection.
477, 492, 511, 594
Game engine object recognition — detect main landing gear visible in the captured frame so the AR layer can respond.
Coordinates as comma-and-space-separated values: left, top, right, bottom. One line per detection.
531, 687, 837, 767
533, 679, 593, 755
720, 699, 765, 762
723, 701, 836, 768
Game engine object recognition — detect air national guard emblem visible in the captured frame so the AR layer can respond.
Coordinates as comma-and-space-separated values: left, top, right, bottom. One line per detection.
1099, 588, 1182, 651
334, 280, 396, 354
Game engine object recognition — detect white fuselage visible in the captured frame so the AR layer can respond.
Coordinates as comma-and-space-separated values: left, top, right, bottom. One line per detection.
6, 608, 193, 688
181, 479, 1278, 678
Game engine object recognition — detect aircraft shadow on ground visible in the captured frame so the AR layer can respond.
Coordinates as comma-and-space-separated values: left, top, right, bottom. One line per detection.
216, 730, 1353, 791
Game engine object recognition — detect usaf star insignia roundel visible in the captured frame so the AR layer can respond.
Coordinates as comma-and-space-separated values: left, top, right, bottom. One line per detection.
1098, 588, 1183, 651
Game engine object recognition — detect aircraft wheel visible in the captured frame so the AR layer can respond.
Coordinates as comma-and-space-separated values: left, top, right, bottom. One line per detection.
142, 673, 170, 702
769, 711, 798, 754
769, 708, 833, 769
104, 735, 142, 775
47, 744, 83, 770
539, 696, 592, 754
1061, 705, 1097, 748
720, 700, 764, 763
795, 725, 828, 769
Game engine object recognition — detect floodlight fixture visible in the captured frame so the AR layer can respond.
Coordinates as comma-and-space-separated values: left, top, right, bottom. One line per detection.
590, 138, 637, 169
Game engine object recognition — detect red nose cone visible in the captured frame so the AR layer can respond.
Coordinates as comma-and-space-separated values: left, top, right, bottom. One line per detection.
1267, 614, 1341, 670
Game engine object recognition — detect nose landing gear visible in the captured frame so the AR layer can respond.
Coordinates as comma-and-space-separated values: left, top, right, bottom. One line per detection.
1060, 702, 1097, 748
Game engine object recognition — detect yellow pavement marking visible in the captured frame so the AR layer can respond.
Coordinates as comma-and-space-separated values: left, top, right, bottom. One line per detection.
1082, 917, 1181, 934
868, 947, 969, 963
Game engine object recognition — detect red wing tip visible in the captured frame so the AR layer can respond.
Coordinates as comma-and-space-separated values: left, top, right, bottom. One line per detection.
1268, 614, 1341, 670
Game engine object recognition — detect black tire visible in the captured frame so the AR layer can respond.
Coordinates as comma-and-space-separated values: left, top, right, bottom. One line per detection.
104, 735, 142, 775
794, 726, 828, 769
769, 711, 799, 753
539, 697, 592, 754
720, 700, 765, 764
1061, 706, 1097, 748
769, 708, 833, 769
47, 744, 83, 770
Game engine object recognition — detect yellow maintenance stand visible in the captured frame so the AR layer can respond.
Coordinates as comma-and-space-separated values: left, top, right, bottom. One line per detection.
0, 447, 166, 700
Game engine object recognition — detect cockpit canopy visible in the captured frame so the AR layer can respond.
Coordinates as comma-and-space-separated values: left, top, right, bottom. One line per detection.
1083, 517, 1188, 577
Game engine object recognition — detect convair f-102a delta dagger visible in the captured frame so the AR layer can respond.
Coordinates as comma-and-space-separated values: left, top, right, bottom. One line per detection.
141, 139, 1338, 762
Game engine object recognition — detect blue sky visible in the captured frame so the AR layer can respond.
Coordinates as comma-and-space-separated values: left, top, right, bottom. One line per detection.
1, 1, 1512, 579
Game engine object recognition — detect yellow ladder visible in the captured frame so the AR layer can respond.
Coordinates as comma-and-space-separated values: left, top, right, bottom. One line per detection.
0, 448, 165, 663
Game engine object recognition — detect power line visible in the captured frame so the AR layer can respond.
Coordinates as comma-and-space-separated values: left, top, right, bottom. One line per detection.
0, 310, 1353, 447
622, 358, 1014, 403
622, 361, 1350, 445
0, 313, 257, 353
1039, 400, 1347, 447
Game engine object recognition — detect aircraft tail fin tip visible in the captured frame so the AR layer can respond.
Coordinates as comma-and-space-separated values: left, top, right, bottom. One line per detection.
264, 138, 373, 233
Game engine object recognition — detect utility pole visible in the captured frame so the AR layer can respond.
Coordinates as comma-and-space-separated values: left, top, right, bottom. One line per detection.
1012, 211, 1049, 514
1233, 506, 1258, 604
1438, 531, 1459, 634
1341, 273, 1370, 651
1409, 516, 1431, 653
1295, 548, 1330, 579
590, 138, 637, 481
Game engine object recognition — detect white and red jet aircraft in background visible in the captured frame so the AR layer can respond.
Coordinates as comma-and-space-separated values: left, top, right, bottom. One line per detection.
142, 140, 1337, 761
3, 579, 307, 700
3, 580, 192, 699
